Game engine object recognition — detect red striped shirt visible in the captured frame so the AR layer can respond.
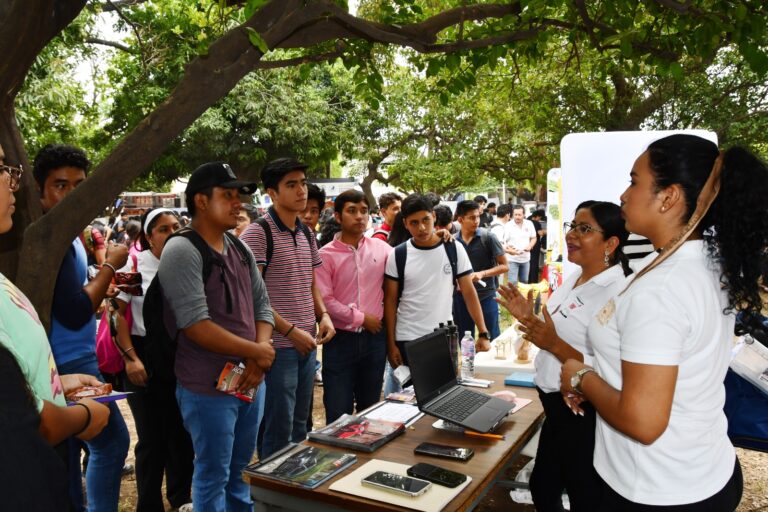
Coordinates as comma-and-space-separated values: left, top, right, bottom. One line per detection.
241, 208, 321, 349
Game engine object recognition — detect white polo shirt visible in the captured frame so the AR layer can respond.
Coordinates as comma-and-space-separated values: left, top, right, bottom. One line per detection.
589, 241, 735, 506
534, 264, 626, 392
503, 219, 536, 263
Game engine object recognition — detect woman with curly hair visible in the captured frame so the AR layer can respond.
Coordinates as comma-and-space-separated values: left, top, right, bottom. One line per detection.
561, 134, 767, 510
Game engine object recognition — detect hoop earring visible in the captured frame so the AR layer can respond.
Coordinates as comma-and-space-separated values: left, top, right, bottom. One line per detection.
604, 251, 610, 267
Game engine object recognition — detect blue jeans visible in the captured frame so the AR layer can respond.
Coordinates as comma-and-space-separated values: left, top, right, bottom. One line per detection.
176, 384, 261, 512
260, 348, 315, 458
58, 355, 129, 512
322, 329, 386, 424
508, 261, 530, 285
453, 293, 501, 341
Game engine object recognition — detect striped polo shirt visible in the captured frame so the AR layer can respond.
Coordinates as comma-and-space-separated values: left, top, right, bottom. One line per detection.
241, 207, 322, 349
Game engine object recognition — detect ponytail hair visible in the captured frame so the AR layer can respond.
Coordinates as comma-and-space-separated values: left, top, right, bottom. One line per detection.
647, 134, 768, 315
576, 200, 632, 276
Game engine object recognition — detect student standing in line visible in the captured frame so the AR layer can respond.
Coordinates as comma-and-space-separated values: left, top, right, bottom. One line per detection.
317, 190, 392, 423
160, 162, 275, 512
384, 194, 492, 372
453, 200, 508, 341
241, 158, 335, 458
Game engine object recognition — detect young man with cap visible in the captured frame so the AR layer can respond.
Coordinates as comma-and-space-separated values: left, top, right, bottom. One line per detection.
159, 161, 275, 512
241, 157, 335, 458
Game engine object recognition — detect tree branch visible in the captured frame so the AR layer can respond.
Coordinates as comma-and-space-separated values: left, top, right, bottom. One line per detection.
256, 49, 343, 69
85, 37, 132, 52
98, 0, 150, 12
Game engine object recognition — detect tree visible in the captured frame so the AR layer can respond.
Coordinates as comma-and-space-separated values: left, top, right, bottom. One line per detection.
1, 0, 767, 328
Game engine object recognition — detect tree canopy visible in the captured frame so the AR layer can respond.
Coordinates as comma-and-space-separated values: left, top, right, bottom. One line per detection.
1, 0, 767, 328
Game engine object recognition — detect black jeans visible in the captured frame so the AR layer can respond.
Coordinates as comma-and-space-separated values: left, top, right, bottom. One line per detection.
529, 388, 602, 512
122, 335, 194, 511
597, 457, 743, 511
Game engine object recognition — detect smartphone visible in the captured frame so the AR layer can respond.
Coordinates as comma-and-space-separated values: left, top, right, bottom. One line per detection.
414, 442, 474, 461
407, 462, 467, 488
361, 471, 432, 497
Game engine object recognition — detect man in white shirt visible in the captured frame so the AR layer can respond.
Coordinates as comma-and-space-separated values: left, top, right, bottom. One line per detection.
503, 205, 537, 285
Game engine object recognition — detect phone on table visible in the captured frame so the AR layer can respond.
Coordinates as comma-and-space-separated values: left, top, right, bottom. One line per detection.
414, 442, 474, 461
361, 471, 432, 497
407, 462, 467, 488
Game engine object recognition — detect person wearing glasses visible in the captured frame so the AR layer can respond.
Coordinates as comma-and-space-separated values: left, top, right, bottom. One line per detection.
497, 201, 632, 511
560, 135, 766, 510
0, 147, 111, 510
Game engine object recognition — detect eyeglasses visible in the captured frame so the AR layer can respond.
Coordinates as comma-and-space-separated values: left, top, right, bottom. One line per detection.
564, 221, 604, 236
0, 164, 23, 192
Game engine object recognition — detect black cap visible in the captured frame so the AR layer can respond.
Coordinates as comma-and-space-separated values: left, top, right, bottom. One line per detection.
186, 162, 257, 197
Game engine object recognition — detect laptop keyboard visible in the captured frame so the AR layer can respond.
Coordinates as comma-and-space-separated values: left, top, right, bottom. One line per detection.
433, 390, 491, 421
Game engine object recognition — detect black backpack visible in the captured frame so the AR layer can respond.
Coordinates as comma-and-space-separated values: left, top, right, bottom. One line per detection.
253, 216, 315, 276
142, 227, 252, 383
394, 239, 458, 301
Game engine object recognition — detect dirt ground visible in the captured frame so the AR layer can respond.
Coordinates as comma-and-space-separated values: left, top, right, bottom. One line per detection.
116, 384, 768, 512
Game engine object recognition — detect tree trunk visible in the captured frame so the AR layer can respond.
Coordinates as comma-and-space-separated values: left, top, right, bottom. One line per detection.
360, 164, 378, 211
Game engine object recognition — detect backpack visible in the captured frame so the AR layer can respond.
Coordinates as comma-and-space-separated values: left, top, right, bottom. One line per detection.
142, 227, 252, 383
372, 228, 390, 240
253, 217, 314, 276
395, 240, 458, 301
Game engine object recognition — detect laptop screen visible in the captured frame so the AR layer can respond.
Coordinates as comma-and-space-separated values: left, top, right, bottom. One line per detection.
406, 329, 458, 405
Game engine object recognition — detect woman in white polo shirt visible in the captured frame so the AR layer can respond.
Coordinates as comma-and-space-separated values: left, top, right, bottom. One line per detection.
498, 200, 631, 511
561, 134, 768, 510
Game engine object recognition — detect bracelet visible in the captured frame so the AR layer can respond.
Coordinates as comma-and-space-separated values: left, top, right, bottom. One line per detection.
121, 346, 135, 361
73, 402, 91, 436
285, 324, 295, 337
102, 262, 117, 275
318, 311, 330, 320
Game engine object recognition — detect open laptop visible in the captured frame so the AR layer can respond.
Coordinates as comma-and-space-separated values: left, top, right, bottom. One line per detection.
404, 329, 514, 433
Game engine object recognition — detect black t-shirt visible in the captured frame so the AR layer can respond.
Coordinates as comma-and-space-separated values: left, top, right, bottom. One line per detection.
0, 347, 68, 512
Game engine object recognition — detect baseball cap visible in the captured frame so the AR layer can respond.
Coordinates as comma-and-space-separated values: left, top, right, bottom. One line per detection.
186, 162, 257, 196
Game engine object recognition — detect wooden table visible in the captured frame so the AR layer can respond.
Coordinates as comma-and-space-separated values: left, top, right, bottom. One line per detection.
246, 377, 544, 512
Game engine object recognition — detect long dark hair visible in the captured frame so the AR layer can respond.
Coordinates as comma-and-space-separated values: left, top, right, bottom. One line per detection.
388, 211, 411, 247
576, 200, 632, 276
647, 134, 768, 315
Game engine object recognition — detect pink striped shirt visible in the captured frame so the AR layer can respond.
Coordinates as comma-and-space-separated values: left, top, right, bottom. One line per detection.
316, 233, 392, 331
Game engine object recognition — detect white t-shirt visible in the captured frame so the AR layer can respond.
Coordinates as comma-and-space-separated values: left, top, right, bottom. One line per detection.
116, 250, 160, 337
534, 264, 626, 393
503, 219, 536, 263
385, 239, 473, 341
589, 241, 735, 506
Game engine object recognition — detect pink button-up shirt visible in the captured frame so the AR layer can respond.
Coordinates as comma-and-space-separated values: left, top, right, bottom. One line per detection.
316, 233, 393, 331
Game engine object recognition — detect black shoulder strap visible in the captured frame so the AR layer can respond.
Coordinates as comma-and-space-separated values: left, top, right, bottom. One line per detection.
171, 227, 215, 282
395, 242, 408, 300
443, 240, 458, 283
224, 230, 253, 267
254, 217, 273, 275
300, 223, 315, 249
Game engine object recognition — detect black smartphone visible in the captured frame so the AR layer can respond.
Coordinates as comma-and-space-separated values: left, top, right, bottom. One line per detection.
361, 471, 431, 497
407, 462, 467, 488
414, 442, 474, 461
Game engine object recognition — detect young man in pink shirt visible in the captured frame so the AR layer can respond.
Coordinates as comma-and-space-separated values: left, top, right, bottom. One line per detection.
316, 190, 392, 423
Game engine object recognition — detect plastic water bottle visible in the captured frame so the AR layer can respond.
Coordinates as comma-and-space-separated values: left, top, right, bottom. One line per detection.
447, 320, 459, 375
460, 331, 475, 380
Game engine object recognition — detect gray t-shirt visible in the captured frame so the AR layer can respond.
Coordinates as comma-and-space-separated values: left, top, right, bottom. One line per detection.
158, 235, 273, 329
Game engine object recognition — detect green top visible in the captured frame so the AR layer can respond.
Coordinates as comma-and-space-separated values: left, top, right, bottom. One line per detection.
0, 273, 66, 410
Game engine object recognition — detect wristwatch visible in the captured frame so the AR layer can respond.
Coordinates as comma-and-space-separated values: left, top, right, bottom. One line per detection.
478, 332, 490, 340
570, 367, 596, 394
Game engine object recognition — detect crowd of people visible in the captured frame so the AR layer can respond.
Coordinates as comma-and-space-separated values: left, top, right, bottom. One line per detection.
0, 133, 766, 512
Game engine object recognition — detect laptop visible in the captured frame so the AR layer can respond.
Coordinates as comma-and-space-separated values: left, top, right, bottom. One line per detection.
404, 329, 514, 433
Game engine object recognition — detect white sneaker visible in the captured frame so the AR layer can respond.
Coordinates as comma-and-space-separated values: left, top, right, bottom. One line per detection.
178, 504, 193, 512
